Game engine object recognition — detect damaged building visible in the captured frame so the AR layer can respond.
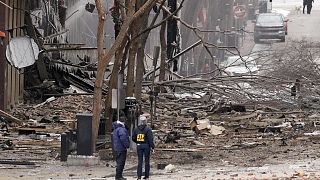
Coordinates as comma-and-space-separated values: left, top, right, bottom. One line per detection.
0, 0, 116, 108
2, 0, 320, 179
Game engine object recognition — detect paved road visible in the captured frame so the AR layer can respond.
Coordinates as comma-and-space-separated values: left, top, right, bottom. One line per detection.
287, 10, 320, 41
152, 6, 320, 180
251, 9, 320, 56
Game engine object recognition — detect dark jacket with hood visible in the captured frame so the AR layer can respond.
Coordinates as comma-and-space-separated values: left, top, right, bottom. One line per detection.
132, 124, 155, 149
113, 121, 130, 152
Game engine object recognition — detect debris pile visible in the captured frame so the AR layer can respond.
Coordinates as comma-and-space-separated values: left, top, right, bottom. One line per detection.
1, 40, 320, 174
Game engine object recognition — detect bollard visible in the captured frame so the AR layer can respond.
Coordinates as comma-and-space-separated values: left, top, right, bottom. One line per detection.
61, 133, 68, 161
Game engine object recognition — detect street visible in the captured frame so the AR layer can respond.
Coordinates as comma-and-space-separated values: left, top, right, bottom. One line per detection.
147, 7, 320, 180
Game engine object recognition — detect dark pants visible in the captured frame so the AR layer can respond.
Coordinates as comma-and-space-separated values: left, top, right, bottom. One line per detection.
115, 150, 127, 179
137, 144, 151, 178
307, 4, 312, 14
303, 3, 307, 13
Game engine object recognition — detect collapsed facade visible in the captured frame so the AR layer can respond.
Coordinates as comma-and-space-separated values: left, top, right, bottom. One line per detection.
0, 0, 259, 108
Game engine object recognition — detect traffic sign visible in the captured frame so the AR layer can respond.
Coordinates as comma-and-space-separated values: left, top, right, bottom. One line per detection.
233, 5, 246, 19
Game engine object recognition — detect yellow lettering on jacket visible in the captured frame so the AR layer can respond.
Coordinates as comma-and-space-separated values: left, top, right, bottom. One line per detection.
137, 133, 145, 142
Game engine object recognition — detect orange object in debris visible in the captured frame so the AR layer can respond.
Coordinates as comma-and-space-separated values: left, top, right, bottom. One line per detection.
0, 31, 5, 38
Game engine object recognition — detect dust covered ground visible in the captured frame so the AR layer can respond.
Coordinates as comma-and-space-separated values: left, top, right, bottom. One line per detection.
1, 93, 320, 180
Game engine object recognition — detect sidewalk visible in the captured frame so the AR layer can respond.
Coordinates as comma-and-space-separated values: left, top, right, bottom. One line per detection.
226, 20, 255, 57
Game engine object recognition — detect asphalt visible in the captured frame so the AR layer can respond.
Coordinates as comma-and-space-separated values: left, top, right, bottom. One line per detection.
287, 10, 320, 42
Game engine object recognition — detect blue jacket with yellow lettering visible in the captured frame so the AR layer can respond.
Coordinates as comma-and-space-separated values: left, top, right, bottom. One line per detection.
132, 124, 155, 149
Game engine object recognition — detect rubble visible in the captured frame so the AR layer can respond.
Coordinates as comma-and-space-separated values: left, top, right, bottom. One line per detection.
1, 31, 320, 178
164, 164, 177, 173
33, 96, 56, 108
304, 131, 320, 136
210, 125, 225, 135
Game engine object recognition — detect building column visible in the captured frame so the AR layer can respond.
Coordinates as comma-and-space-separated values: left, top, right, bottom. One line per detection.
0, 0, 7, 110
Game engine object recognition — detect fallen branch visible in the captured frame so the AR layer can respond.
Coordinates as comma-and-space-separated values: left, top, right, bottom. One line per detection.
0, 109, 23, 125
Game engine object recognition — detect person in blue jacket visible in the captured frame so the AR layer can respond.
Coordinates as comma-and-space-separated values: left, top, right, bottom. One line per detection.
303, 0, 307, 14
132, 115, 155, 180
113, 116, 130, 180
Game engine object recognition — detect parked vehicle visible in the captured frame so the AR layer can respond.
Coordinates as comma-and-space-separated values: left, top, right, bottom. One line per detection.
254, 13, 287, 43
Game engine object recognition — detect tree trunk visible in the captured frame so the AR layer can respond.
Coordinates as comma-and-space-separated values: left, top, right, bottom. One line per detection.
126, 36, 138, 96
92, 0, 106, 151
105, 42, 127, 133
159, 11, 167, 92
134, 0, 153, 101
92, 0, 156, 151
120, 41, 131, 74
135, 47, 145, 101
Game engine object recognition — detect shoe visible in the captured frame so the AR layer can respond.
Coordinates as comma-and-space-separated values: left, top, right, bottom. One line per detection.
143, 177, 149, 180
115, 178, 127, 180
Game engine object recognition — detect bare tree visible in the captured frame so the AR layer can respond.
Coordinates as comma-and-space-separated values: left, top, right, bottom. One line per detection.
159, 10, 167, 92
93, 0, 157, 151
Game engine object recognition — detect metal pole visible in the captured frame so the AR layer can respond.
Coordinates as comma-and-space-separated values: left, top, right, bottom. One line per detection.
117, 74, 123, 121
117, 75, 120, 121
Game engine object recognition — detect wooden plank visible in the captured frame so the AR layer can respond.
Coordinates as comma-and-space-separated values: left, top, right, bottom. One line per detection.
259, 111, 305, 115
14, 127, 66, 134
14, 140, 60, 147
229, 112, 258, 121
0, 109, 23, 124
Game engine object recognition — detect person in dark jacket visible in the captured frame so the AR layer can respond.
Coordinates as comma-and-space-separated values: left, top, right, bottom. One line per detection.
113, 116, 130, 180
132, 115, 155, 180
306, 0, 314, 14
303, 0, 307, 14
